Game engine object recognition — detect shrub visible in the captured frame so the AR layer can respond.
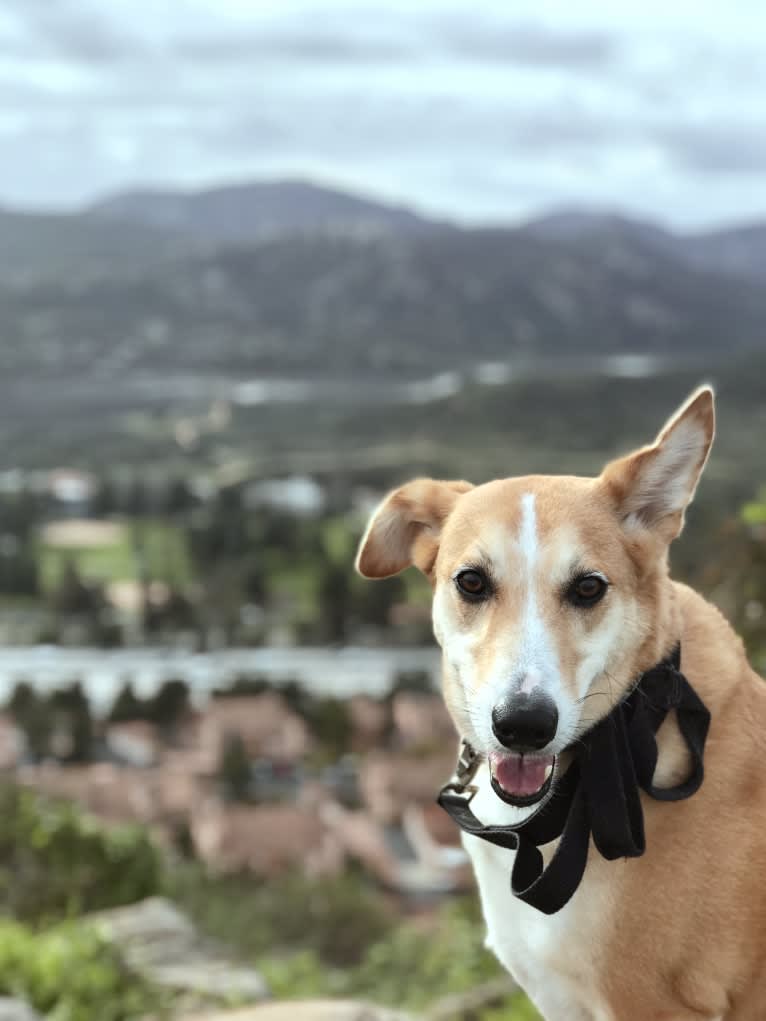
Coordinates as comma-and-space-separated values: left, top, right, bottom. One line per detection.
0, 784, 162, 923
166, 865, 395, 967
0, 918, 165, 1021
258, 897, 542, 1019
345, 897, 502, 1009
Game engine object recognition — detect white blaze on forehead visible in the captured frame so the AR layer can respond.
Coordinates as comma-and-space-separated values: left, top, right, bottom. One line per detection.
472, 492, 565, 748
519, 491, 538, 566
515, 492, 559, 684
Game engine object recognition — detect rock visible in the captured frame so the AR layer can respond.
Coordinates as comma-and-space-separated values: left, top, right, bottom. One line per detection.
89, 896, 269, 1006
426, 977, 519, 1019
0, 1000, 43, 1021
179, 1003, 416, 1021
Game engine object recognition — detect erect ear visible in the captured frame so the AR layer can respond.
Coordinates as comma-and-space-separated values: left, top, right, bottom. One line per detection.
356, 478, 473, 579
599, 386, 715, 543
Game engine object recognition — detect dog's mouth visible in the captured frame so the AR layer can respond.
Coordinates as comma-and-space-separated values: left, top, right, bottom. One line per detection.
489, 751, 556, 808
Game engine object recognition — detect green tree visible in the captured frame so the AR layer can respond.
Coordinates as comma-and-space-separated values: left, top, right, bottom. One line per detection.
54, 559, 103, 615
0, 784, 161, 921
148, 678, 190, 736
304, 697, 353, 762
108, 680, 147, 722
317, 558, 351, 643
355, 574, 406, 629
50, 683, 93, 763
389, 669, 434, 697
92, 476, 116, 517
165, 477, 195, 515
218, 733, 252, 802
8, 683, 52, 761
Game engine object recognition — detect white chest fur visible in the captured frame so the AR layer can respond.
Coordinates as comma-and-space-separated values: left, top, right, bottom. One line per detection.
462, 764, 616, 1021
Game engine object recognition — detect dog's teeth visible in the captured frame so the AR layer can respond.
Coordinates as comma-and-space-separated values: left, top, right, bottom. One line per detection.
544, 763, 554, 781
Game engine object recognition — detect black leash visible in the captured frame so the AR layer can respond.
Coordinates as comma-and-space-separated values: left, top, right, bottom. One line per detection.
437, 645, 710, 915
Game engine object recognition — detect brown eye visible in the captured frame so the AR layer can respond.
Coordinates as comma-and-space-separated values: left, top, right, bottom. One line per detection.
568, 573, 608, 607
455, 569, 489, 600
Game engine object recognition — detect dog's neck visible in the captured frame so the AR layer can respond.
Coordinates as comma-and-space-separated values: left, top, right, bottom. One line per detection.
644, 577, 691, 788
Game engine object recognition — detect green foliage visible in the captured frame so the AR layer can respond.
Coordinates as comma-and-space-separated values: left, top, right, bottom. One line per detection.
0, 785, 162, 923
148, 678, 190, 734
0, 918, 165, 1021
9, 681, 94, 763
8, 682, 53, 759
481, 997, 543, 1020
106, 677, 190, 733
258, 897, 541, 1019
259, 950, 339, 1000
49, 683, 93, 762
166, 865, 395, 968
108, 680, 146, 722
389, 669, 435, 697
218, 733, 253, 801
303, 696, 353, 763
37, 519, 192, 595
346, 898, 502, 1009
742, 489, 766, 526
212, 674, 273, 698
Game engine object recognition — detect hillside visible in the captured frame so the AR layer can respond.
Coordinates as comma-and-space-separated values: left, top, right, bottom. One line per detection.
0, 180, 764, 385
86, 179, 437, 243
686, 221, 766, 280
0, 207, 190, 284
0, 226, 763, 380
522, 208, 766, 281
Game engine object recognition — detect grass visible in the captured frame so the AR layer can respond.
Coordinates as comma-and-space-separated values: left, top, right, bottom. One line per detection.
36, 518, 193, 593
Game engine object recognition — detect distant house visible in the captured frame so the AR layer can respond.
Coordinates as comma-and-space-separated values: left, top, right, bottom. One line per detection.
17, 761, 209, 831
48, 468, 96, 515
347, 694, 390, 752
104, 721, 161, 767
0, 713, 25, 769
321, 799, 470, 896
358, 750, 456, 826
244, 475, 325, 516
191, 800, 344, 876
390, 692, 456, 751
196, 693, 311, 770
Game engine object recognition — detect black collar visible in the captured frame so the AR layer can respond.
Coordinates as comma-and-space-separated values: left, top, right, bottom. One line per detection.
437, 644, 711, 915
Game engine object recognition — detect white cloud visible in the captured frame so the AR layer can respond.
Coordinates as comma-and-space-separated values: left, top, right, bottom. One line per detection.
0, 0, 764, 227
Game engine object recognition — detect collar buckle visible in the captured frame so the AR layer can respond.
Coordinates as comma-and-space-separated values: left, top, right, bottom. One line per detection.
455, 739, 481, 786
439, 779, 479, 806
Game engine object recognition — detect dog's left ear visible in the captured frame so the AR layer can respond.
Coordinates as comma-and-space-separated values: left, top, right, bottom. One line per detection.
356, 478, 473, 579
600, 386, 715, 543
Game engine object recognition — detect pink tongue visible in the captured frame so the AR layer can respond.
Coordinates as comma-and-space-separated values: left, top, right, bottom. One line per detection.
491, 753, 553, 796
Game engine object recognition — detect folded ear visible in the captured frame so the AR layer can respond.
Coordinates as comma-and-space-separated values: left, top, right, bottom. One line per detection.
356, 478, 473, 579
600, 386, 715, 543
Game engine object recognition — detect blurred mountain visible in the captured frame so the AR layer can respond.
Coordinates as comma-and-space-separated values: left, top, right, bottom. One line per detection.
520, 207, 679, 252
522, 208, 766, 281
685, 222, 766, 280
86, 179, 437, 243
0, 207, 188, 285
1, 225, 763, 378
0, 181, 764, 379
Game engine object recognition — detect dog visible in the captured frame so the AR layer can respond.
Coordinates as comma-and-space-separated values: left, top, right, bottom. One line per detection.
356, 386, 766, 1020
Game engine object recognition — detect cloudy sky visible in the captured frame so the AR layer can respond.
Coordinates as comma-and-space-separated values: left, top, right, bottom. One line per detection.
1, 0, 764, 227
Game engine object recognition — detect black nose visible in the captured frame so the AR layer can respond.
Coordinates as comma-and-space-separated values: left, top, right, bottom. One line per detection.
491, 694, 559, 751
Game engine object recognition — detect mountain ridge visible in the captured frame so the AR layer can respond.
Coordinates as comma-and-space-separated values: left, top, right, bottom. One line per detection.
85, 178, 441, 242
0, 178, 763, 380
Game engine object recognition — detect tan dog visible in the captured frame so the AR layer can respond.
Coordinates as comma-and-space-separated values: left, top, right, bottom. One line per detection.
356, 387, 766, 1021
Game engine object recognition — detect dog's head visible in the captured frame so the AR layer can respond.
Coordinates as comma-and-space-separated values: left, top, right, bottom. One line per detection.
356, 387, 715, 808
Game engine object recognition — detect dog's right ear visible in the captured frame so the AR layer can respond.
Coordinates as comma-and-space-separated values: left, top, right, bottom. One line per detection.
356, 478, 473, 579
